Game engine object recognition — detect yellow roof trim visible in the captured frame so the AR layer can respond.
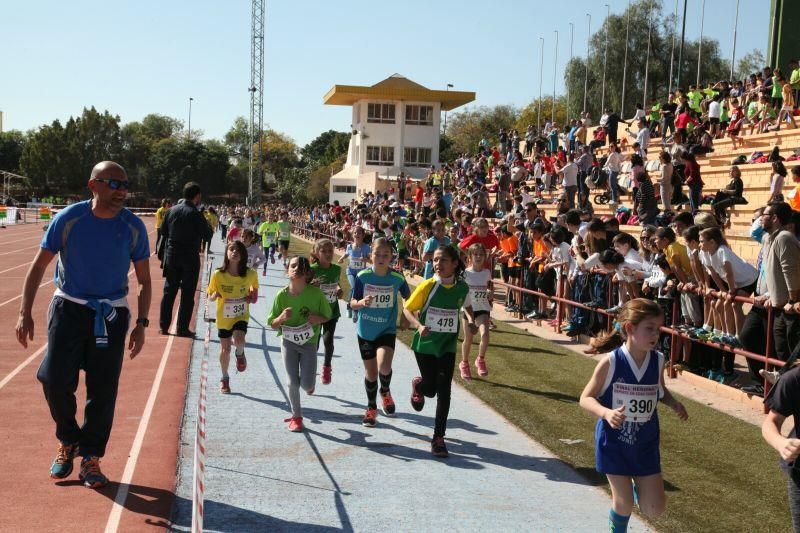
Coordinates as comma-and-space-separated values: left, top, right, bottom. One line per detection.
323, 75, 475, 111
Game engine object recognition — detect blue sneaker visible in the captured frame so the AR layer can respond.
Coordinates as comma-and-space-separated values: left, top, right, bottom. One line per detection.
79, 456, 108, 489
50, 442, 78, 479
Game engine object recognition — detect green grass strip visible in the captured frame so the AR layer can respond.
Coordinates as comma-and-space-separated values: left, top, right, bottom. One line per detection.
288, 236, 791, 532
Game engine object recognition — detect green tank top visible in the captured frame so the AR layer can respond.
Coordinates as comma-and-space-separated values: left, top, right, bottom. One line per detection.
411, 280, 469, 356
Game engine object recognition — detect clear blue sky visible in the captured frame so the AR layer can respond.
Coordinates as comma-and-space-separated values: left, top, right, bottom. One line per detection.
2, 0, 768, 147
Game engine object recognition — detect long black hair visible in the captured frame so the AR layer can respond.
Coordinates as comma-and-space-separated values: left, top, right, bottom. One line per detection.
436, 244, 466, 281
219, 240, 249, 277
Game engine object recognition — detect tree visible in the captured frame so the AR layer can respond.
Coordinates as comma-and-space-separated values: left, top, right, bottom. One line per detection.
300, 130, 350, 167
515, 96, 568, 133
223, 116, 252, 162
0, 130, 27, 172
444, 105, 519, 156
564, 0, 731, 122
20, 120, 73, 193
736, 49, 766, 80
147, 139, 230, 198
254, 129, 299, 184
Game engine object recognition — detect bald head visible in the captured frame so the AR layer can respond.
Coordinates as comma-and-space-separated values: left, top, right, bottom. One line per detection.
90, 161, 127, 180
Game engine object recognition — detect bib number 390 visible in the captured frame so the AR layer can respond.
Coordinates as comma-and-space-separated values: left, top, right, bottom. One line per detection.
611, 383, 659, 423
282, 323, 313, 345
425, 307, 458, 333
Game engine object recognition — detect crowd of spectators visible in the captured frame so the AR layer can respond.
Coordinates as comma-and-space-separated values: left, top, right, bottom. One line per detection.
280, 59, 800, 398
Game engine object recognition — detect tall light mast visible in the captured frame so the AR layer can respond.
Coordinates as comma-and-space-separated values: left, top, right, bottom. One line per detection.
249, 0, 265, 205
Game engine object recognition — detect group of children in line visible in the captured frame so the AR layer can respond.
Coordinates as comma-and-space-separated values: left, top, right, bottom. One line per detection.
205, 219, 495, 458
200, 212, 800, 532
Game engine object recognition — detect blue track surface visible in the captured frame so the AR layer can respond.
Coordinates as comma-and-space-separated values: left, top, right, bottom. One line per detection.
171, 234, 651, 532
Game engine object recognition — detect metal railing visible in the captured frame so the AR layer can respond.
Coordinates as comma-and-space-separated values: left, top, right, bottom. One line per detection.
291, 221, 783, 407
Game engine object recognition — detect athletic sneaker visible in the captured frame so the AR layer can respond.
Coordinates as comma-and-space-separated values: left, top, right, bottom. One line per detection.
235, 352, 247, 372
50, 442, 78, 479
410, 377, 425, 411
362, 407, 378, 427
742, 383, 765, 396
759, 369, 780, 385
459, 360, 472, 381
321, 365, 332, 385
431, 436, 449, 458
220, 377, 231, 394
285, 416, 304, 432
475, 357, 488, 377
380, 391, 396, 416
270, 255, 275, 264
78, 456, 108, 489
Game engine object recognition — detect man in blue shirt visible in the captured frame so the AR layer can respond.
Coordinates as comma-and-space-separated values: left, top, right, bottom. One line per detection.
16, 161, 152, 489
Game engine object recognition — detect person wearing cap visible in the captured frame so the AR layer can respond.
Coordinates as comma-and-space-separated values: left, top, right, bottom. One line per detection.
16, 161, 151, 489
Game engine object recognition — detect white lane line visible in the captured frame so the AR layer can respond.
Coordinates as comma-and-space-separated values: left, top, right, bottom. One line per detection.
0, 241, 156, 389
0, 279, 53, 309
0, 261, 32, 275
0, 344, 47, 391
0, 228, 156, 310
0, 244, 40, 257
103, 329, 176, 533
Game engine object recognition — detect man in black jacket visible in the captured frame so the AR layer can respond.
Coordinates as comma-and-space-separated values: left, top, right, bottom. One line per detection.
159, 181, 212, 337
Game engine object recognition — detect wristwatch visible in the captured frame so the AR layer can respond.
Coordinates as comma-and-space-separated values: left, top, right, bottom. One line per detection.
136, 318, 150, 328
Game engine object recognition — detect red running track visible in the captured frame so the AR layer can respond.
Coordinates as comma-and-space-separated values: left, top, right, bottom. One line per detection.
0, 219, 196, 532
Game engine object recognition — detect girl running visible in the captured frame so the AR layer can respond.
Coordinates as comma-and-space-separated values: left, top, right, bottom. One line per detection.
226, 218, 243, 243
267, 256, 332, 432
207, 240, 259, 394
242, 229, 267, 272
256, 212, 279, 273
403, 245, 472, 458
579, 298, 688, 532
460, 243, 492, 380
339, 226, 371, 320
310, 239, 342, 386
350, 237, 411, 427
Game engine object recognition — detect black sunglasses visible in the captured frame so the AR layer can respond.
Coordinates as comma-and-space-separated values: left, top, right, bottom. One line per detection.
93, 178, 130, 190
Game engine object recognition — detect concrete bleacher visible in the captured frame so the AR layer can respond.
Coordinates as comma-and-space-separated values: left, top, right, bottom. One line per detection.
550, 127, 800, 263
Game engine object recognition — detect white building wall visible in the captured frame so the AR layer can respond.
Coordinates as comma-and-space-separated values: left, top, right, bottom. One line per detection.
331, 98, 443, 202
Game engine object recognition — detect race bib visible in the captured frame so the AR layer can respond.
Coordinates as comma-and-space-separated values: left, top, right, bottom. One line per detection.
364, 284, 394, 308
321, 283, 338, 303
349, 258, 365, 270
282, 322, 313, 345
611, 382, 659, 423
223, 297, 247, 319
469, 284, 490, 308
247, 256, 255, 268
425, 306, 458, 333
280, 229, 290, 239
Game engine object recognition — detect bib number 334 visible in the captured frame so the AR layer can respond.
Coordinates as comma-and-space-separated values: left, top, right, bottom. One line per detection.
223, 298, 247, 319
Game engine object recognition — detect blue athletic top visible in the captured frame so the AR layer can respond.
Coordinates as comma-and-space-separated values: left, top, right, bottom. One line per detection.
595, 345, 664, 477
346, 243, 372, 275
42, 201, 150, 300
352, 268, 410, 340
422, 236, 451, 279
